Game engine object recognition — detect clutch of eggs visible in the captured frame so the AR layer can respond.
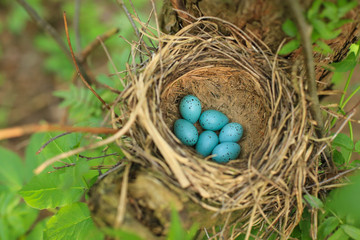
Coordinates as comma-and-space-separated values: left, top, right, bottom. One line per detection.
173, 95, 243, 163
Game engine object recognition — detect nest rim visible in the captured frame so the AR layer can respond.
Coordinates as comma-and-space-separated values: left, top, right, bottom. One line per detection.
119, 18, 325, 237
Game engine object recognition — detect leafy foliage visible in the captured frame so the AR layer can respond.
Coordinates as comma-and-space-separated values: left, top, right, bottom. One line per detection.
44, 202, 104, 240
280, 0, 358, 55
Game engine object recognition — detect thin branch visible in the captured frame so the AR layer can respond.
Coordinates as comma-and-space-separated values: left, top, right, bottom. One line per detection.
115, 162, 131, 228
16, 0, 71, 60
79, 152, 119, 160
37, 132, 71, 154
79, 27, 120, 62
74, 0, 81, 52
16, 0, 93, 84
306, 167, 360, 189
284, 0, 324, 138
63, 12, 111, 110
116, 0, 140, 38
97, 35, 126, 88
0, 124, 117, 141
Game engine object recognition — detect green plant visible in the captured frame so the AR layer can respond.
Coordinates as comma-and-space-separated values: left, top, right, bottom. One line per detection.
280, 0, 357, 55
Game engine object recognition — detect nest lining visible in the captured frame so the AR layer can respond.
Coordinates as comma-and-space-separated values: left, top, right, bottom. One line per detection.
120, 19, 322, 237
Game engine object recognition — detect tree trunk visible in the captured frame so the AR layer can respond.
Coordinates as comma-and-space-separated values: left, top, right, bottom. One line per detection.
89, 1, 360, 239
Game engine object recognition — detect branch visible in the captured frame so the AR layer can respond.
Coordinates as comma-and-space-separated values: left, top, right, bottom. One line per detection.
79, 27, 120, 62
63, 12, 111, 110
116, 0, 140, 38
284, 0, 324, 138
16, 0, 72, 60
16, 0, 93, 83
0, 124, 117, 140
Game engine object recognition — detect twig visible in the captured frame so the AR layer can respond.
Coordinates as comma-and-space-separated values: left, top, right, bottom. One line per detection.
0, 124, 117, 141
97, 35, 126, 88
16, 0, 94, 84
63, 12, 111, 110
306, 167, 360, 189
34, 95, 142, 174
16, 0, 71, 60
115, 162, 131, 228
74, 0, 81, 51
116, 0, 140, 38
79, 27, 120, 62
79, 153, 119, 160
37, 132, 71, 154
284, 0, 324, 138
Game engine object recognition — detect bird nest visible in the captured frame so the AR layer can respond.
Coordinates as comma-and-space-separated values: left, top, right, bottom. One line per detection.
99, 19, 327, 238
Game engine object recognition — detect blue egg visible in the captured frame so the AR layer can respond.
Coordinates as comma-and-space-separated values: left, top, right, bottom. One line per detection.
219, 123, 243, 143
199, 110, 229, 131
179, 95, 202, 124
196, 131, 219, 157
173, 119, 198, 146
211, 142, 241, 163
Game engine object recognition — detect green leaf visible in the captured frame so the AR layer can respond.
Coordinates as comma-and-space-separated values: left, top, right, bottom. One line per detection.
299, 210, 312, 240
332, 133, 354, 150
26, 218, 48, 240
53, 85, 103, 123
44, 202, 104, 240
282, 19, 297, 37
320, 2, 338, 21
6, 202, 38, 238
331, 72, 346, 85
341, 224, 360, 239
329, 228, 349, 240
349, 42, 360, 56
167, 208, 198, 240
24, 133, 47, 182
326, 175, 360, 226
333, 149, 346, 166
307, 0, 322, 20
279, 39, 300, 55
355, 140, 360, 153
0, 218, 11, 240
303, 195, 324, 209
102, 228, 143, 240
330, 52, 357, 72
0, 146, 25, 190
318, 217, 340, 239
314, 40, 333, 54
327, 19, 353, 31
311, 18, 342, 40
19, 169, 86, 209
338, 0, 358, 18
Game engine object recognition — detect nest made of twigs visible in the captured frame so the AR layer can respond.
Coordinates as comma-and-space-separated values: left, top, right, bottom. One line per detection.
119, 18, 324, 238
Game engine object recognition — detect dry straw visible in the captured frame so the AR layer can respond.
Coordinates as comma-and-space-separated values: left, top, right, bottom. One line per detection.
116, 16, 327, 238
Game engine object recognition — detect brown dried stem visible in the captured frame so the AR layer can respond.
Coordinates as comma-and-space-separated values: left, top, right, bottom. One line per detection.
63, 12, 111, 111
0, 124, 117, 141
284, 0, 324, 138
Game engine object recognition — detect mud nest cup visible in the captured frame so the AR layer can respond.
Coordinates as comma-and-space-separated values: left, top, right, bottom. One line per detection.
92, 19, 326, 238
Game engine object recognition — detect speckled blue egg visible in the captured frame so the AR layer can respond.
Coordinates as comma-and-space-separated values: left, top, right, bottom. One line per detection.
173, 119, 198, 146
199, 110, 229, 131
211, 142, 241, 163
179, 95, 202, 124
195, 131, 219, 157
219, 123, 243, 143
